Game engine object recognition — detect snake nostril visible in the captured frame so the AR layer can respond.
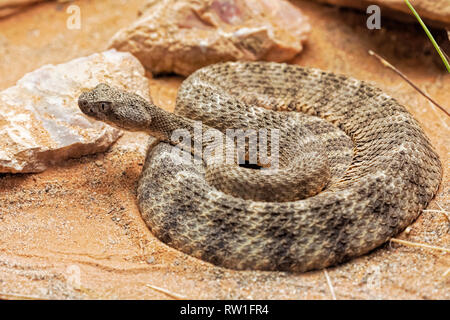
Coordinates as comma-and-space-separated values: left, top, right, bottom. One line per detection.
78, 99, 87, 108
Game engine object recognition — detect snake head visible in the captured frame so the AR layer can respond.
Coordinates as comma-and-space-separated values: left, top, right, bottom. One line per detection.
78, 83, 152, 132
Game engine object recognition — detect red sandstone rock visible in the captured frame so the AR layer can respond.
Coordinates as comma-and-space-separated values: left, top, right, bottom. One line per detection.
109, 0, 311, 76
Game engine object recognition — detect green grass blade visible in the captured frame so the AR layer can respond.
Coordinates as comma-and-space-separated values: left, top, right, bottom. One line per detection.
404, 0, 450, 72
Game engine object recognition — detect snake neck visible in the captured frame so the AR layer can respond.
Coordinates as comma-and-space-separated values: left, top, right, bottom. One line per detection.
144, 102, 211, 154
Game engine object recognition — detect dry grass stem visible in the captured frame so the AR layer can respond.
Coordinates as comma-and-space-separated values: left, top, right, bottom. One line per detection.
0, 291, 47, 300
436, 203, 450, 222
323, 269, 337, 300
390, 238, 450, 253
146, 284, 186, 300
368, 50, 449, 117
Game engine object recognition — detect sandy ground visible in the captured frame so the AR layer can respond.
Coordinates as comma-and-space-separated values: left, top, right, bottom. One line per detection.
0, 0, 448, 299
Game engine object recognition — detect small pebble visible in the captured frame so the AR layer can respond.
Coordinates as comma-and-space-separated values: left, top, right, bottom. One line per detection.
146, 257, 155, 264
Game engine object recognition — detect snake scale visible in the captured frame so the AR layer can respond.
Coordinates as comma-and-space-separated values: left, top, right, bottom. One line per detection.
78, 62, 442, 272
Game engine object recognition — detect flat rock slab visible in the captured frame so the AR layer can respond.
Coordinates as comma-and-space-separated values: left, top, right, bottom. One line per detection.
109, 0, 310, 76
0, 49, 150, 173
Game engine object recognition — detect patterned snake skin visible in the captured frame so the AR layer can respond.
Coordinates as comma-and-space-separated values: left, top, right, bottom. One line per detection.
78, 62, 442, 272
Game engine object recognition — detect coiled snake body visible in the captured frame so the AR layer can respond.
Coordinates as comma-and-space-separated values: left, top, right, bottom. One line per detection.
78, 62, 442, 272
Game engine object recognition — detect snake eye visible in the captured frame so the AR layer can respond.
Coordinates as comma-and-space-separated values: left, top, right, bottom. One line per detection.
99, 102, 110, 112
